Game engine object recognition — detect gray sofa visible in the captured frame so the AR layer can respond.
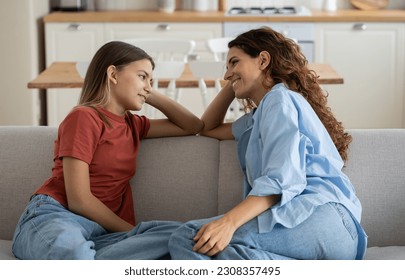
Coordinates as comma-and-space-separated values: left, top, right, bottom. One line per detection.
0, 126, 404, 260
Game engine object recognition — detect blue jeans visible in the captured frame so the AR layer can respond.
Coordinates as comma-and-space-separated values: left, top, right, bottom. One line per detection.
12, 194, 181, 260
169, 202, 359, 260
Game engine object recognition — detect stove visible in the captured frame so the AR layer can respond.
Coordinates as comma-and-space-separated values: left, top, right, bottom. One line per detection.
226, 6, 311, 16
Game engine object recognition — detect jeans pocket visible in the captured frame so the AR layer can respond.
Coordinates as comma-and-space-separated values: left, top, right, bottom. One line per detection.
331, 203, 358, 240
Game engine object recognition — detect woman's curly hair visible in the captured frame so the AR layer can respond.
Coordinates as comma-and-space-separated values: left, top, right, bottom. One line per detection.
228, 27, 352, 162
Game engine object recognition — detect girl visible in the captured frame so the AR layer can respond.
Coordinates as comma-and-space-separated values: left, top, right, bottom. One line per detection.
12, 41, 203, 259
169, 27, 367, 260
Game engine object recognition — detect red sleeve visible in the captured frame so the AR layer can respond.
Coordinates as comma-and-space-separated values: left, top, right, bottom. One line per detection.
131, 114, 150, 139
57, 107, 103, 164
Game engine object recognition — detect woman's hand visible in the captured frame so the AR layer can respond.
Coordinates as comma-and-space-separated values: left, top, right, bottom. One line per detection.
192, 195, 281, 256
193, 216, 237, 256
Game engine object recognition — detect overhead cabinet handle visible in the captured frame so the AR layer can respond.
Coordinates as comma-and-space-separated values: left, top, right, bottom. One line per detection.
67, 23, 82, 31
353, 23, 367, 31
157, 24, 171, 31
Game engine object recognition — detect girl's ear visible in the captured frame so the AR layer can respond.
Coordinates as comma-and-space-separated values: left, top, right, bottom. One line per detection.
107, 65, 118, 85
259, 51, 271, 70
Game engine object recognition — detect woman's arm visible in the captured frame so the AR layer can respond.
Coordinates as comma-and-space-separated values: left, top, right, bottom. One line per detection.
63, 157, 134, 232
193, 194, 280, 256
145, 89, 203, 138
199, 81, 235, 140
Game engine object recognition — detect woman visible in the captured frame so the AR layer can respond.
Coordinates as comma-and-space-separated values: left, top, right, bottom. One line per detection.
169, 27, 367, 260
12, 41, 203, 259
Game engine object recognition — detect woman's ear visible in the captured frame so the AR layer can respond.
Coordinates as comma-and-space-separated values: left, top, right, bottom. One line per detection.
259, 51, 271, 70
107, 65, 118, 85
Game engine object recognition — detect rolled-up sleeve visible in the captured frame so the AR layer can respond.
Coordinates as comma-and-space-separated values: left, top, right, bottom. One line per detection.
232, 112, 253, 141
248, 98, 307, 207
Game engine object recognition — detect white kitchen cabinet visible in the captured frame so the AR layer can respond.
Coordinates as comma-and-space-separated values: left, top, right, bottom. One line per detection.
45, 23, 105, 126
316, 23, 405, 128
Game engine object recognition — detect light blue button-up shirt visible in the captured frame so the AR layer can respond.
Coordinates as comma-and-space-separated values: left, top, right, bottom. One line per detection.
232, 83, 367, 259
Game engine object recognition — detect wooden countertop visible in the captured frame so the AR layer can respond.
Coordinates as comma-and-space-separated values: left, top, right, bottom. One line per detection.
27, 62, 343, 90
43, 9, 405, 23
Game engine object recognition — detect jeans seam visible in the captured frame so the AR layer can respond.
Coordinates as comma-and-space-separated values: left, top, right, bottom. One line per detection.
331, 203, 357, 240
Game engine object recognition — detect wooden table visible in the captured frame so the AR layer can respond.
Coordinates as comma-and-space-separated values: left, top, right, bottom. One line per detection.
28, 62, 343, 89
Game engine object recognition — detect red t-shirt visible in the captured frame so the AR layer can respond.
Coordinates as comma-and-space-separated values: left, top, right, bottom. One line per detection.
35, 106, 150, 225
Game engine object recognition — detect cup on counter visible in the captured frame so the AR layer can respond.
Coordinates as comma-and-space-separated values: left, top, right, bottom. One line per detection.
157, 0, 176, 13
324, 0, 337, 11
310, 0, 324, 10
192, 0, 209, 11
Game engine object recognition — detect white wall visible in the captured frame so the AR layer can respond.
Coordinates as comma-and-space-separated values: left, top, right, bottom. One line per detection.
0, 0, 49, 125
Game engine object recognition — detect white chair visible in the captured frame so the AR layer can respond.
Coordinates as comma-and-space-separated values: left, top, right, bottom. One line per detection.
123, 38, 196, 118
191, 37, 242, 120
75, 61, 89, 78
187, 37, 232, 110
207, 37, 234, 61
209, 37, 242, 119
152, 61, 185, 100
188, 60, 226, 109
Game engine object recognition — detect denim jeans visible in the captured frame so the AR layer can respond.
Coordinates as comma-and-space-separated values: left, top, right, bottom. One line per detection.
12, 194, 181, 260
168, 202, 359, 260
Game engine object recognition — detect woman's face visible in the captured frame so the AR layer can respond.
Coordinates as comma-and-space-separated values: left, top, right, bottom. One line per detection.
224, 47, 269, 105
107, 59, 153, 115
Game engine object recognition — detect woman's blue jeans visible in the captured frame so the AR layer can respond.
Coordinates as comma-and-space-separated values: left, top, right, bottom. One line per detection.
168, 202, 359, 260
12, 194, 181, 260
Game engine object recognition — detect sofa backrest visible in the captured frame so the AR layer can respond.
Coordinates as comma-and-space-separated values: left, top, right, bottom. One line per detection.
343, 129, 405, 247
0, 126, 56, 240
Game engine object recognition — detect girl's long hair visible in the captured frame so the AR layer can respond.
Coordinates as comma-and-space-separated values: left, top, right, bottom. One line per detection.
78, 41, 155, 126
228, 27, 352, 162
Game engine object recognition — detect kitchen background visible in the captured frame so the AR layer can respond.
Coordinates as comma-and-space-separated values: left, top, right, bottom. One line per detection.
1, 0, 405, 126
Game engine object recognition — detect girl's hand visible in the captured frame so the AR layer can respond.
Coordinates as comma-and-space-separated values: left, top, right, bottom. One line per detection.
222, 79, 235, 95
144, 87, 160, 106
192, 216, 237, 256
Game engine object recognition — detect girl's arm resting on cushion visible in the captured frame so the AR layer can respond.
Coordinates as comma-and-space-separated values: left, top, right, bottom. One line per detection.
145, 89, 203, 138
63, 157, 134, 232
193, 194, 280, 256
199, 81, 235, 140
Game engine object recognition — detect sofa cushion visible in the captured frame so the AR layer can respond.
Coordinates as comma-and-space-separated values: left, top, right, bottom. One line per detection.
131, 136, 220, 223
0, 240, 16, 259
218, 140, 244, 214
365, 246, 405, 260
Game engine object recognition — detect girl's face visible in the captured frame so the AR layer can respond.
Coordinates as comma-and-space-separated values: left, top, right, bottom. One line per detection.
224, 47, 270, 105
107, 59, 153, 115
